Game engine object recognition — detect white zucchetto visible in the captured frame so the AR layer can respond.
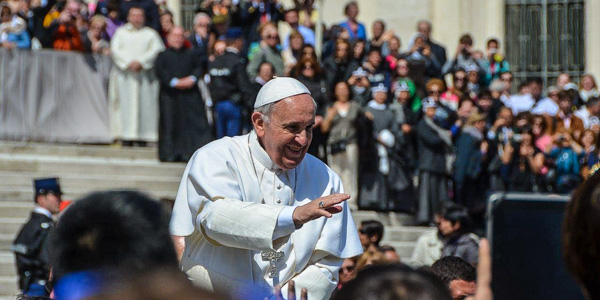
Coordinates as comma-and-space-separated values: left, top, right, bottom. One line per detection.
254, 77, 312, 109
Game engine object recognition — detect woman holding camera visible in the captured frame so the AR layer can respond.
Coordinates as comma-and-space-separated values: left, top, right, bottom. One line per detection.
322, 81, 363, 210
501, 130, 545, 192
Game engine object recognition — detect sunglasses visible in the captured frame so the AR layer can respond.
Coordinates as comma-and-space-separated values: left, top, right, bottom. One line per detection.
428, 90, 441, 95
266, 35, 278, 40
454, 77, 466, 81
341, 266, 355, 272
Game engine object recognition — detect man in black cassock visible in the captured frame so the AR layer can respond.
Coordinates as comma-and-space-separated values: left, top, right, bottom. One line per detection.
155, 26, 213, 162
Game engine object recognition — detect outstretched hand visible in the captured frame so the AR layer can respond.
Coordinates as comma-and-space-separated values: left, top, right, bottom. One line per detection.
292, 194, 349, 227
267, 280, 308, 300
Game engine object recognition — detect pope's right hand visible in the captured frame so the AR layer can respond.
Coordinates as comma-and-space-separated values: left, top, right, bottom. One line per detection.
292, 194, 349, 227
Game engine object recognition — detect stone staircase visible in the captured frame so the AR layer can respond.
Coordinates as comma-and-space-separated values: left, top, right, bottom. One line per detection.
0, 141, 433, 299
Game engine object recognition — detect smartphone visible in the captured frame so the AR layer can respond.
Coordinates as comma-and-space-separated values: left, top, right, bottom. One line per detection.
487, 193, 585, 300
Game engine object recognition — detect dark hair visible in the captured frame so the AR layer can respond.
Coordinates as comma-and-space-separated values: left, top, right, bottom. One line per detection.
527, 77, 543, 86
51, 191, 178, 282
434, 201, 457, 216
332, 264, 452, 300
344, 1, 358, 15
486, 38, 499, 48
373, 19, 386, 30
563, 171, 600, 300
442, 205, 472, 233
459, 34, 473, 46
431, 256, 476, 288
360, 220, 384, 245
379, 245, 396, 253
478, 89, 492, 100
127, 5, 145, 16
367, 47, 382, 56
293, 57, 322, 78
558, 90, 573, 102
257, 61, 274, 74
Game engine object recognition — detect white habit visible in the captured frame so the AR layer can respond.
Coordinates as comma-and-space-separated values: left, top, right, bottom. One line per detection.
108, 23, 165, 142
170, 131, 363, 300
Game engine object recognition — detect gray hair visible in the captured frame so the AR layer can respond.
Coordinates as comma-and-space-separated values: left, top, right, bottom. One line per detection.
194, 12, 211, 26
254, 97, 318, 123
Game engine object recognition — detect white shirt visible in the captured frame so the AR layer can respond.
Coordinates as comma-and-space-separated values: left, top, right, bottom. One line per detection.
575, 107, 591, 129
170, 131, 362, 300
531, 97, 559, 116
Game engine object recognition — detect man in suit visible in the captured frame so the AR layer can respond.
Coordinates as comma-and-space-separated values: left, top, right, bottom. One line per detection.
188, 12, 211, 72
12, 178, 62, 296
417, 20, 447, 79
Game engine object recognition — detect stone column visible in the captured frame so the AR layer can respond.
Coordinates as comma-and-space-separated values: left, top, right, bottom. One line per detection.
585, 0, 600, 77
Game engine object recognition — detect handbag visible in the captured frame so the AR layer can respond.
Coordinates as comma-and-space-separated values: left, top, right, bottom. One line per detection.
329, 139, 347, 155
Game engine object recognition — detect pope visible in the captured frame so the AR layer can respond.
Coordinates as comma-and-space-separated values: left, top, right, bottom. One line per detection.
170, 77, 363, 300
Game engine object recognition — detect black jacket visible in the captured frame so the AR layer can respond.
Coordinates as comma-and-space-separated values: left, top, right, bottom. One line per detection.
208, 50, 251, 106
417, 118, 447, 174
12, 212, 54, 290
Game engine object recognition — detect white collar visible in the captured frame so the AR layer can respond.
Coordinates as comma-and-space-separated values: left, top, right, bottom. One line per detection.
34, 206, 53, 218
249, 131, 283, 171
255, 76, 268, 86
367, 100, 387, 110
226, 46, 240, 54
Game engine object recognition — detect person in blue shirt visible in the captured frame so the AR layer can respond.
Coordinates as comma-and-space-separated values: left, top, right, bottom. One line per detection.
338, 1, 366, 41
1, 4, 31, 49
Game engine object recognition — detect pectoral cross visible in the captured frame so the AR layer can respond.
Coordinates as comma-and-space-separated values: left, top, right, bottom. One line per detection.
261, 251, 284, 278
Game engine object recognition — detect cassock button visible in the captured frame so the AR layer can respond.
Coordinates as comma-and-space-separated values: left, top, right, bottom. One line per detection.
276, 199, 282, 204
277, 185, 282, 190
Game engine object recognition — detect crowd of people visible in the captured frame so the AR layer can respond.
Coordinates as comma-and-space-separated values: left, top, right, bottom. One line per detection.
3, 0, 600, 225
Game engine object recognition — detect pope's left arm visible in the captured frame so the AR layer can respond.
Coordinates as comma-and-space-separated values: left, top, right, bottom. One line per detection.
137, 30, 166, 70
282, 251, 343, 300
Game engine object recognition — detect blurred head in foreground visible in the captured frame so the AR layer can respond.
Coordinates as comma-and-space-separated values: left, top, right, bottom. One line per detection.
563, 172, 600, 300
332, 264, 452, 300
50, 191, 179, 298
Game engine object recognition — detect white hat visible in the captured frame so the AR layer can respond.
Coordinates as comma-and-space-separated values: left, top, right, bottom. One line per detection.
254, 77, 311, 108
563, 82, 579, 92
352, 67, 369, 77
422, 97, 437, 110
465, 64, 479, 73
371, 83, 388, 97
395, 81, 410, 92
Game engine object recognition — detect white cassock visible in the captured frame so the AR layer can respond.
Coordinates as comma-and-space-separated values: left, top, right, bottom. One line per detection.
170, 131, 363, 300
108, 23, 165, 142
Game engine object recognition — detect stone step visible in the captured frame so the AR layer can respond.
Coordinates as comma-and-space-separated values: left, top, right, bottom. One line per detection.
352, 211, 416, 227
0, 141, 157, 160
0, 276, 19, 299
0, 218, 24, 236
377, 241, 417, 258
0, 154, 186, 179
0, 235, 14, 252
0, 172, 181, 194
0, 203, 33, 219
381, 227, 435, 243
0, 187, 178, 203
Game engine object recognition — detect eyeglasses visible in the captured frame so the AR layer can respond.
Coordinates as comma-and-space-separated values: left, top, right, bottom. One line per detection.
428, 90, 440, 95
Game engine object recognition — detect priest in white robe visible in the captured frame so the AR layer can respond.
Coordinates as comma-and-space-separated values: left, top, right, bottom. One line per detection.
108, 6, 165, 143
170, 77, 363, 300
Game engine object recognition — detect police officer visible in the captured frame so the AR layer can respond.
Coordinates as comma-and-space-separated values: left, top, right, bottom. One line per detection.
208, 28, 252, 138
12, 178, 62, 296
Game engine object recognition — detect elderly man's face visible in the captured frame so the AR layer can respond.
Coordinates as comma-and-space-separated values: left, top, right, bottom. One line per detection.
167, 27, 185, 49
254, 95, 315, 170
